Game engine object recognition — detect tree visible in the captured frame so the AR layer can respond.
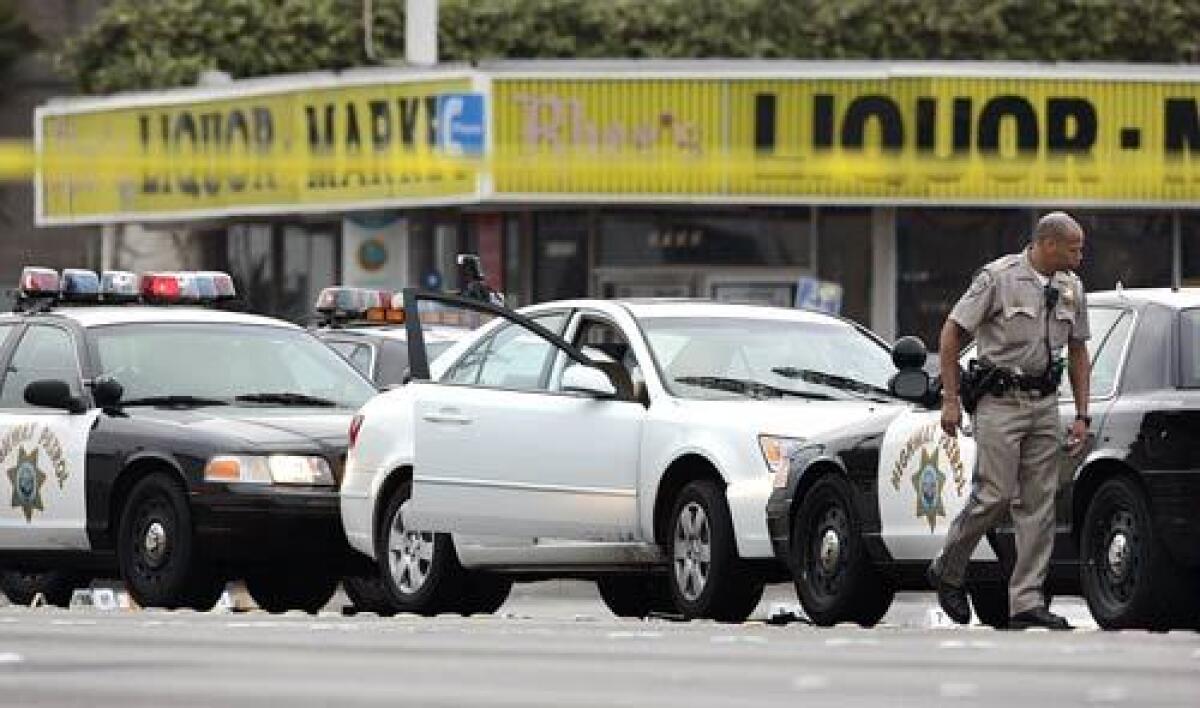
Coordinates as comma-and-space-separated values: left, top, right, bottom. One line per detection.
0, 0, 38, 81
59, 0, 1200, 95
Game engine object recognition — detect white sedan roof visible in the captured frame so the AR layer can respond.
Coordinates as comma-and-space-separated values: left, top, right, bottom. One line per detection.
524, 298, 854, 326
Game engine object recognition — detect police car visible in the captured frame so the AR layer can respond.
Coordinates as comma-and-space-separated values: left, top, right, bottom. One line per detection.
341, 290, 909, 621
766, 287, 1200, 631
310, 287, 472, 387
0, 268, 377, 612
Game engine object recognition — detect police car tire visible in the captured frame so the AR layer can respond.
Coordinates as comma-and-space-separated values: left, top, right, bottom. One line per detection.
375, 481, 465, 616
790, 475, 893, 627
457, 572, 513, 616
0, 569, 83, 608
117, 474, 213, 610
596, 575, 674, 618
667, 480, 764, 623
246, 568, 339, 614
342, 575, 398, 616
967, 582, 1009, 629
1081, 475, 1192, 630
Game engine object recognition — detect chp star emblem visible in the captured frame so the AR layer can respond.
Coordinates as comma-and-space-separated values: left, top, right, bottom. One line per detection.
911, 447, 946, 532
6, 447, 47, 523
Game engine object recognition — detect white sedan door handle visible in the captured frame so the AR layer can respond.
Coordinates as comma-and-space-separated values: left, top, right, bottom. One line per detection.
422, 409, 473, 425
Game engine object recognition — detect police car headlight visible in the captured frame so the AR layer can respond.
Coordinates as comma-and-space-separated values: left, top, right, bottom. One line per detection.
758, 435, 809, 489
204, 455, 335, 486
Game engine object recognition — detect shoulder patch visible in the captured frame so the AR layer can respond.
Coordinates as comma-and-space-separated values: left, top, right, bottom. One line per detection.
964, 269, 994, 298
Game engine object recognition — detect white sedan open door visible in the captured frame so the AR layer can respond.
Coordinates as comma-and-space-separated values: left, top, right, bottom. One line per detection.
404, 296, 644, 541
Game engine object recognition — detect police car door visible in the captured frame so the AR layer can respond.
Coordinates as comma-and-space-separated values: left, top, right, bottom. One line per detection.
0, 323, 98, 550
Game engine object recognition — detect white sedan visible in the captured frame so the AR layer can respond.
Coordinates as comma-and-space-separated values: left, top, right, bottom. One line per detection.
340, 294, 906, 621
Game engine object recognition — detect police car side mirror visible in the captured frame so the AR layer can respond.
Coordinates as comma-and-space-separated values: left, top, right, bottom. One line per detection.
561, 364, 617, 398
89, 376, 124, 408
891, 335, 928, 370
24, 380, 87, 414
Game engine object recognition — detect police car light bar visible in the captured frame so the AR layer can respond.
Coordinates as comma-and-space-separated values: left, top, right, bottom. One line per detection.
141, 271, 238, 305
315, 287, 392, 319
100, 271, 140, 303
365, 307, 406, 324
19, 267, 60, 298
59, 269, 101, 302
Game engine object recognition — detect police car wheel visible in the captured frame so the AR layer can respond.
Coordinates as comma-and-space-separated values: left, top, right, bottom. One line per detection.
246, 568, 339, 614
375, 481, 465, 616
790, 475, 893, 627
117, 474, 210, 610
457, 572, 513, 616
0, 569, 85, 608
1081, 476, 1193, 630
667, 480, 764, 623
596, 575, 674, 618
342, 575, 398, 616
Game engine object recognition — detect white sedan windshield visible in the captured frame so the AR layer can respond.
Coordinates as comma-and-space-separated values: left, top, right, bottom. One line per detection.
642, 316, 895, 401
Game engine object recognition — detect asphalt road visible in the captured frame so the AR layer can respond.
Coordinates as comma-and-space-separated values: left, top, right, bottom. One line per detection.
0, 583, 1197, 707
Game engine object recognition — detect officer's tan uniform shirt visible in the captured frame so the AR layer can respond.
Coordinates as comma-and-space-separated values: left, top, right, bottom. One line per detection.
949, 250, 1090, 375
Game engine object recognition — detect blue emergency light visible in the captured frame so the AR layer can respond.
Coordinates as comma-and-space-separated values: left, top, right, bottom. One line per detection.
59, 269, 101, 302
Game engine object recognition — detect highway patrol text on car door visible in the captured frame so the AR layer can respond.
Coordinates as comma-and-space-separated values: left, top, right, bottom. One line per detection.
0, 324, 99, 549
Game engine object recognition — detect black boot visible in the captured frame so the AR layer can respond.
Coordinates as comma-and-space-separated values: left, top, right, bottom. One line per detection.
927, 560, 971, 625
1008, 606, 1071, 631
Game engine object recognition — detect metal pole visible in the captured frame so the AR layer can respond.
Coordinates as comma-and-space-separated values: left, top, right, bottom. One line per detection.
363, 0, 376, 62
1173, 210, 1183, 291
406, 0, 438, 67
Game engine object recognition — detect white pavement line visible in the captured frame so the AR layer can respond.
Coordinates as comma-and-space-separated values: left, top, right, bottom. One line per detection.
606, 630, 663, 639
939, 682, 980, 699
0, 653, 22, 664
710, 635, 767, 644
0, 618, 17, 624
939, 639, 998, 650
50, 619, 97, 626
1192, 649, 1200, 660
824, 637, 881, 647
1086, 686, 1129, 703
791, 675, 831, 691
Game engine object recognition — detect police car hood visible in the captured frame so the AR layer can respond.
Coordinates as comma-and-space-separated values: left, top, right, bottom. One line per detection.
674, 397, 909, 438
131, 408, 353, 452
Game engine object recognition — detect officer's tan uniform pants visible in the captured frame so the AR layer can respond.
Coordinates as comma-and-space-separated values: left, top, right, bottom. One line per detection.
938, 391, 1061, 616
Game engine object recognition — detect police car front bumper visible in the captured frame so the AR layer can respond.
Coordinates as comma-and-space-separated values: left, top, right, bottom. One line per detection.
764, 487, 793, 565
191, 483, 349, 563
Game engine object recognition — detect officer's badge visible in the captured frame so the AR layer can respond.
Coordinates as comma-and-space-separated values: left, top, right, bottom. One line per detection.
911, 447, 946, 532
6, 447, 46, 523
1060, 285, 1075, 310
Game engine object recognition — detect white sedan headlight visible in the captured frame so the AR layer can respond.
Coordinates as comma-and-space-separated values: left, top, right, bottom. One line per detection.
758, 435, 808, 489
204, 455, 335, 486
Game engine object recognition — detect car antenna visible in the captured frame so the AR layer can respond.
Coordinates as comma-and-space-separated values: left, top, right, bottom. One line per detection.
1115, 280, 1127, 301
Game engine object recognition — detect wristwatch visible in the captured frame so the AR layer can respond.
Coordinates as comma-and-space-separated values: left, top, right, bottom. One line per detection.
1075, 413, 1092, 427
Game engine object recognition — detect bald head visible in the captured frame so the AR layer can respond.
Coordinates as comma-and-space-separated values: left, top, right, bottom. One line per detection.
1033, 211, 1082, 244
1030, 211, 1085, 273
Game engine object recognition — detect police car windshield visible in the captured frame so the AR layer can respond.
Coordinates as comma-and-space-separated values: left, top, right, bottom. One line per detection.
642, 316, 895, 401
89, 323, 376, 409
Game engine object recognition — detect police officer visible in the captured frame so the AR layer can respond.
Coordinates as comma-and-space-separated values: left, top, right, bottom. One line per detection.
928, 211, 1091, 630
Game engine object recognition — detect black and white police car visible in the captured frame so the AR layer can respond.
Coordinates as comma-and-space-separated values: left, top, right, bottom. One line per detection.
0, 268, 377, 612
766, 287, 1200, 630
311, 287, 473, 387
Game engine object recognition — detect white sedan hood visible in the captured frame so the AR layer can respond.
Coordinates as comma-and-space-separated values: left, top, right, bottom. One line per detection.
670, 397, 909, 439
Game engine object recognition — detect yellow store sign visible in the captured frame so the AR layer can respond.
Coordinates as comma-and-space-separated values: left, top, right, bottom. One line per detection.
38, 74, 480, 224
492, 73, 1200, 203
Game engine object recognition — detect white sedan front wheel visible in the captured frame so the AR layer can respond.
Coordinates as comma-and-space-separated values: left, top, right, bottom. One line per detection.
666, 479, 764, 622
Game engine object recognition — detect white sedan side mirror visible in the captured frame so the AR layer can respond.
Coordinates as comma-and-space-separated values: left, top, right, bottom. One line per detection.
561, 364, 617, 398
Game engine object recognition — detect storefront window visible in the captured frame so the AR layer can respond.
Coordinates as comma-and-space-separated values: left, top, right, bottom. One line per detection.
597, 209, 811, 268
227, 222, 338, 323
1074, 211, 1172, 292
534, 211, 590, 302
897, 208, 1030, 346
817, 208, 872, 325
